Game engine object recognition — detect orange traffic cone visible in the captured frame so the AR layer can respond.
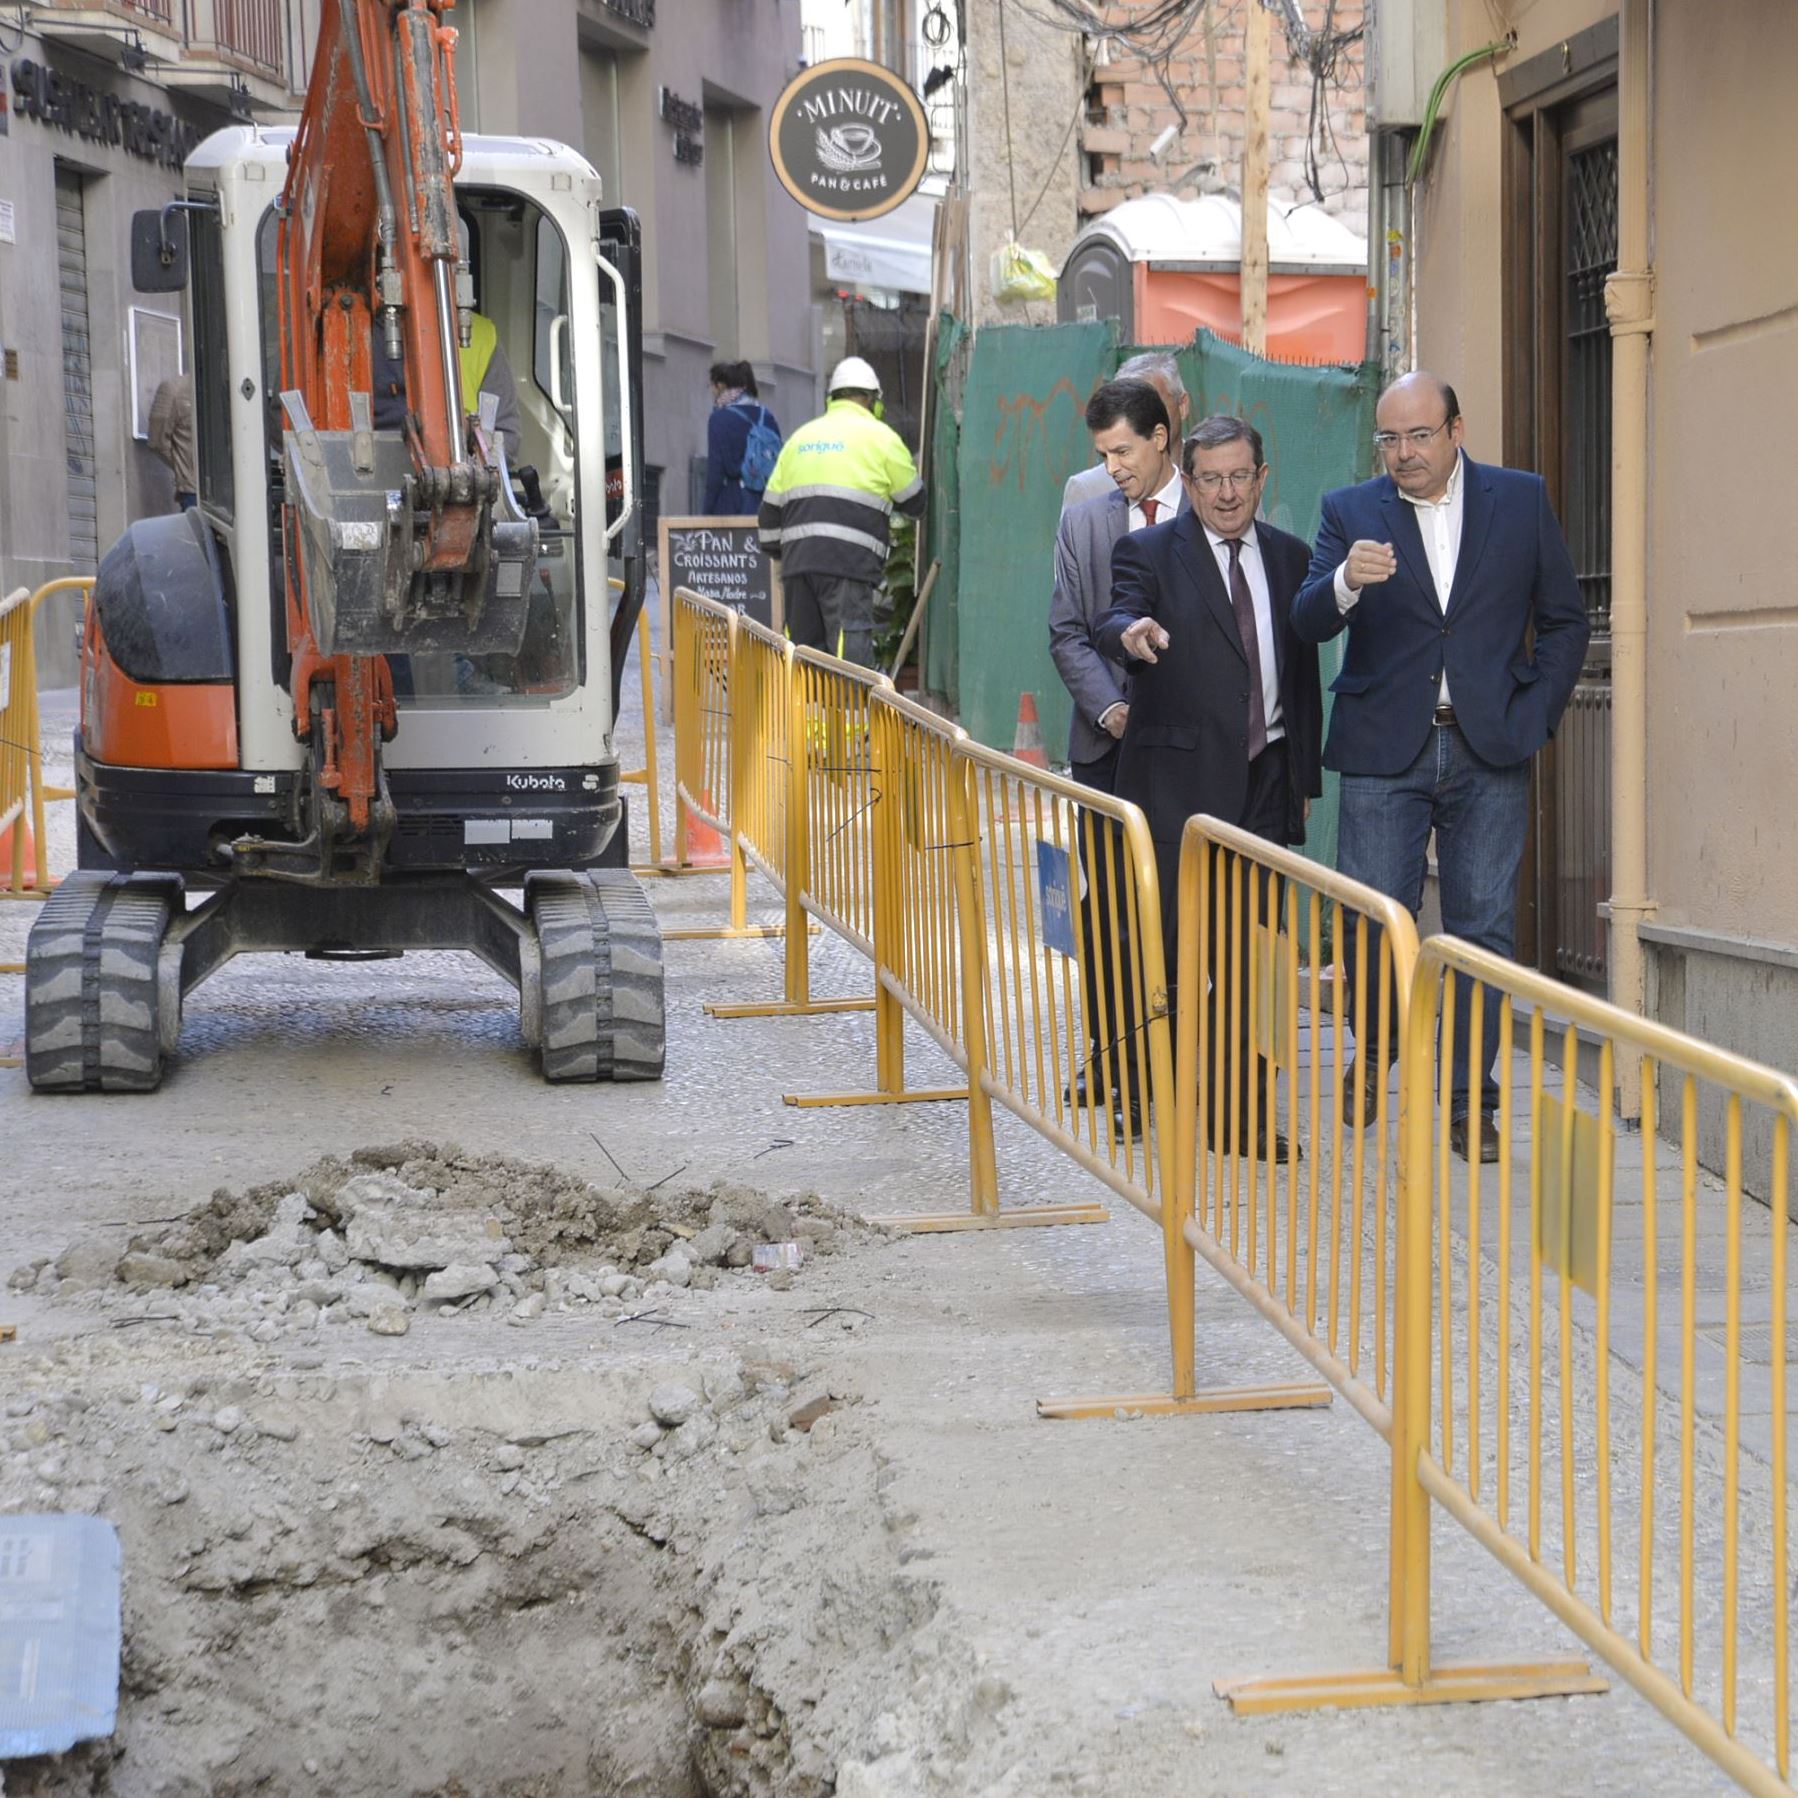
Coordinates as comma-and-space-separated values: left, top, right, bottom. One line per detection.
0, 817, 41, 893
680, 788, 731, 868
1011, 691, 1050, 771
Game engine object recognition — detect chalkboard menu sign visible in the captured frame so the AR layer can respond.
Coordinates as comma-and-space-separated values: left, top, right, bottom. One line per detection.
657, 515, 781, 631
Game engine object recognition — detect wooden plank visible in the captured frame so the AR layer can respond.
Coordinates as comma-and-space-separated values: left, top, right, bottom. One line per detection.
1240, 0, 1271, 356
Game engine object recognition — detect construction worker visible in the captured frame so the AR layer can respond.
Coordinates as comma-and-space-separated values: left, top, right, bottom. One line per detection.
758, 356, 924, 668
370, 316, 522, 464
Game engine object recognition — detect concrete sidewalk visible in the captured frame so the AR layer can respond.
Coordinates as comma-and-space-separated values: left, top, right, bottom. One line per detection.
0, 612, 1763, 1793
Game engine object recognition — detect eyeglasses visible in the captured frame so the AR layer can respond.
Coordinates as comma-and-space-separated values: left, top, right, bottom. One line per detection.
1373, 419, 1454, 452
1190, 469, 1261, 492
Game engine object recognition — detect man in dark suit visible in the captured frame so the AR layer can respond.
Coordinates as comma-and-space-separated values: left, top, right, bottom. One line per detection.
1292, 371, 1589, 1160
1096, 414, 1324, 1153
1047, 378, 1186, 1120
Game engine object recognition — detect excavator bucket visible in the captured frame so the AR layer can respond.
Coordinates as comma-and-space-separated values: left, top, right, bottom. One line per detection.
281, 390, 537, 657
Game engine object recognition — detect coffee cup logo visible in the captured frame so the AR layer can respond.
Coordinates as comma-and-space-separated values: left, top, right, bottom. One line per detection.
817, 122, 883, 173
769, 59, 928, 223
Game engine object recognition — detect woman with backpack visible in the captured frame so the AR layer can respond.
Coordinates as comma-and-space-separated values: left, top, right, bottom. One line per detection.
704, 360, 782, 516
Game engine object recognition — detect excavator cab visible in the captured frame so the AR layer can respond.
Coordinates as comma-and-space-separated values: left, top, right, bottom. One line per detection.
26, 130, 665, 1092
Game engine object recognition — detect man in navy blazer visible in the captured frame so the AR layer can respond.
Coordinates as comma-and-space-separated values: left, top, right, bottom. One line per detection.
1292, 372, 1589, 1158
1097, 415, 1324, 1153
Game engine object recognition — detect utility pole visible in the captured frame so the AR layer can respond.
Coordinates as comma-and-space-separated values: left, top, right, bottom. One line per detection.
1240, 0, 1271, 356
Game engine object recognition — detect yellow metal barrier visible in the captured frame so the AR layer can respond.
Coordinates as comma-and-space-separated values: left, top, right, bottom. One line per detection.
766, 684, 974, 1118
609, 576, 665, 869
663, 587, 790, 943
729, 613, 794, 890
669, 585, 737, 885
1167, 816, 1420, 1430
1384, 939, 1792, 1780
889, 737, 1185, 1244
0, 586, 34, 902
1, 577, 86, 903
704, 636, 886, 1029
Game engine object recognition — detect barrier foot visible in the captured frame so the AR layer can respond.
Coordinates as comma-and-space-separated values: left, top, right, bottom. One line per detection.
1213, 1659, 1607, 1715
663, 923, 818, 942
632, 862, 729, 879
0, 960, 22, 975
884, 1202, 1110, 1233
786, 1087, 967, 1109
707, 997, 878, 1019
1036, 1381, 1333, 1421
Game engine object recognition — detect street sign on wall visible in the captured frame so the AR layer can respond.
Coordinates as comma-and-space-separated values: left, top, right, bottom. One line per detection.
768, 57, 928, 223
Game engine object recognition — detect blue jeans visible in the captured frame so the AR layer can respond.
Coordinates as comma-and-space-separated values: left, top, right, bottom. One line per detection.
1338, 722, 1529, 1118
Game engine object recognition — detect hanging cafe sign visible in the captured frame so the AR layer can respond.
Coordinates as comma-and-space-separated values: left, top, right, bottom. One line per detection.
767, 57, 928, 224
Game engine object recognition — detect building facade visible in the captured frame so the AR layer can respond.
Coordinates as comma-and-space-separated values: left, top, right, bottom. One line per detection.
0, 0, 310, 666
458, 0, 816, 520
3, 0, 818, 681
1406, 0, 1798, 1167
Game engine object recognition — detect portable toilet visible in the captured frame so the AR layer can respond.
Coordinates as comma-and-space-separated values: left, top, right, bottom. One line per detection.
1059, 192, 1369, 362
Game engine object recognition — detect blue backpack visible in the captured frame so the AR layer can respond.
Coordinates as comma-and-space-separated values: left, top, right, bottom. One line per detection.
738, 404, 781, 494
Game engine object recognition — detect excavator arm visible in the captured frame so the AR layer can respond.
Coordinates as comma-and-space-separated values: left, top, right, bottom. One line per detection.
266, 0, 534, 874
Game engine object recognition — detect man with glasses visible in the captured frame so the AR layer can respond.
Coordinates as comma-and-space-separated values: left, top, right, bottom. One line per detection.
1292, 371, 1588, 1160
1098, 414, 1324, 1156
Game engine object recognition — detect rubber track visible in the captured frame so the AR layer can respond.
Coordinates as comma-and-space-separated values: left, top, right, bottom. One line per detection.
532, 870, 665, 1084
25, 872, 177, 1092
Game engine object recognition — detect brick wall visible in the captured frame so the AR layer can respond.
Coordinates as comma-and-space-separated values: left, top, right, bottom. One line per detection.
1078, 4, 1369, 229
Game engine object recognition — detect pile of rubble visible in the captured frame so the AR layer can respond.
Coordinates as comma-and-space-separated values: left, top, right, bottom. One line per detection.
9, 1143, 870, 1342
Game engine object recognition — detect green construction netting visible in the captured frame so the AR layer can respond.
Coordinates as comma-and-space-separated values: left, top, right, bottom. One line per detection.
920, 312, 969, 707
922, 320, 1379, 870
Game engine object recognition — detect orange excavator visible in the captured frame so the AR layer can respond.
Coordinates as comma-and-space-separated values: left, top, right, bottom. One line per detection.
25, 0, 663, 1089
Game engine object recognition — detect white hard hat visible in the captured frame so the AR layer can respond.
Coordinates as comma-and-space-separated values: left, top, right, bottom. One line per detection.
827, 355, 882, 396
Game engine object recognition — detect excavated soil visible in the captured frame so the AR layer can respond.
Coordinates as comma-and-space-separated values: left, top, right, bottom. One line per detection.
0, 1147, 987, 1798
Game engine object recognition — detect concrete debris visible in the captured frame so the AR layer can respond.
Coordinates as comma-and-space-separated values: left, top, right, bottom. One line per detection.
648, 1383, 702, 1428
421, 1263, 499, 1303
9, 1146, 873, 1356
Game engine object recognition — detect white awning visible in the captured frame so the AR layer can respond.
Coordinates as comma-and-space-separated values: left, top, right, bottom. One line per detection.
813, 191, 938, 296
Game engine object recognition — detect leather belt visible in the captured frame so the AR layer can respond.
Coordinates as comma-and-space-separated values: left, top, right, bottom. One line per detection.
1433, 704, 1457, 726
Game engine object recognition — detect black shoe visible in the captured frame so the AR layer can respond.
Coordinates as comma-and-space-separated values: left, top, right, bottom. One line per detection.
1109, 1092, 1144, 1137
1204, 1121, 1299, 1161
1064, 1071, 1092, 1108
1450, 1112, 1500, 1164
1340, 1054, 1392, 1119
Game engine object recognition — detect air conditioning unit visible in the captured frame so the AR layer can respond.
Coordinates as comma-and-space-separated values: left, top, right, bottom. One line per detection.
1369, 0, 1449, 130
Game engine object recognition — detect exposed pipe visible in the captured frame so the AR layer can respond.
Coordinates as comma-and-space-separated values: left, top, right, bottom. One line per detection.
334, 0, 403, 357
1405, 36, 1515, 188
1604, 0, 1655, 1115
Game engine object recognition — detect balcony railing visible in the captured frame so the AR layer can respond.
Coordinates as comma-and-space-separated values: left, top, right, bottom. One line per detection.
183, 0, 287, 80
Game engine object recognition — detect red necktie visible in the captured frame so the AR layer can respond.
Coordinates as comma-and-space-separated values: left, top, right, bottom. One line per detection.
1140, 497, 1159, 524
1227, 537, 1268, 759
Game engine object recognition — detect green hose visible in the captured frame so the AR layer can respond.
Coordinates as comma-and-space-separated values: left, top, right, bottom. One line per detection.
1405, 34, 1517, 186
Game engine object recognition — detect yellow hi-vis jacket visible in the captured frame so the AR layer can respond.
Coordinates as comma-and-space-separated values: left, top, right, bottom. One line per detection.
757, 397, 925, 585
459, 312, 497, 405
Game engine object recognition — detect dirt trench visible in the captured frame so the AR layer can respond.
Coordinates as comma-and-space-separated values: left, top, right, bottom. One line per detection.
0, 1147, 991, 1798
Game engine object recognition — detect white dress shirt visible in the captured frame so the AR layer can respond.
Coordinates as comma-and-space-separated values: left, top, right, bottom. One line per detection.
1334, 450, 1466, 705
1098, 466, 1185, 732
1206, 523, 1284, 742
1128, 466, 1183, 534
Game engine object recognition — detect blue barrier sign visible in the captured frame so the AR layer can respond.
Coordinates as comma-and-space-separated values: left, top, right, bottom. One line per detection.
1036, 840, 1077, 958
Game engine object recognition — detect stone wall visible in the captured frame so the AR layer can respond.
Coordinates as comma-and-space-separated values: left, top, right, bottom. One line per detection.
1079, 4, 1369, 228
960, 1, 1370, 329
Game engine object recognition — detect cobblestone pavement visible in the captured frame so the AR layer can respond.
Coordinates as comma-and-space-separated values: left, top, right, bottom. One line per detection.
0, 599, 1760, 1794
